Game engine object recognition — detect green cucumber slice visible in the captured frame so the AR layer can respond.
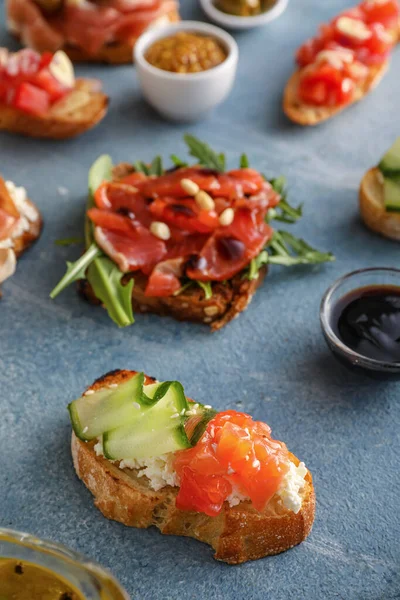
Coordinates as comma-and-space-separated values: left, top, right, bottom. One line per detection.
185, 404, 217, 445
379, 138, 400, 177
103, 381, 190, 460
68, 372, 145, 441
384, 177, 400, 212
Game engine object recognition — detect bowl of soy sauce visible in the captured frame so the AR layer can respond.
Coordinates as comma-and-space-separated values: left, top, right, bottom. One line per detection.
320, 267, 400, 378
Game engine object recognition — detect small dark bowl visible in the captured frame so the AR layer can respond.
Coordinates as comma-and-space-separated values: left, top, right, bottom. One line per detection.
320, 267, 400, 379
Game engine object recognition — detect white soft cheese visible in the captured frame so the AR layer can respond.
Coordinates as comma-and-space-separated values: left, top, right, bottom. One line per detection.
276, 461, 307, 514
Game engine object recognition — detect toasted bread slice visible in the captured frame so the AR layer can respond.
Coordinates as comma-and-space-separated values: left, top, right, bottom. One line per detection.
79, 162, 268, 331
359, 167, 400, 241
71, 369, 316, 565
283, 62, 388, 126
0, 79, 108, 139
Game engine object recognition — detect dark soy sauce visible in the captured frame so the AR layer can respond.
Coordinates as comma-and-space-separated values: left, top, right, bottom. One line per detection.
331, 285, 400, 363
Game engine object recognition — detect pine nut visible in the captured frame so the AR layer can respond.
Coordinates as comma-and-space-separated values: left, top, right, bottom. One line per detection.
195, 190, 215, 211
219, 208, 234, 226
150, 221, 171, 240
180, 178, 199, 196
204, 305, 219, 316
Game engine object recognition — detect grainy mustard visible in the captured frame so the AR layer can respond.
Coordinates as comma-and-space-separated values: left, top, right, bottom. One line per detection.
216, 0, 275, 17
145, 32, 228, 74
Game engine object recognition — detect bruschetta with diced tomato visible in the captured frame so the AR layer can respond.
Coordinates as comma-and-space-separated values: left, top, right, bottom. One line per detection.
6, 0, 180, 64
0, 176, 42, 294
0, 48, 108, 139
50, 135, 334, 331
284, 0, 400, 125
70, 369, 316, 564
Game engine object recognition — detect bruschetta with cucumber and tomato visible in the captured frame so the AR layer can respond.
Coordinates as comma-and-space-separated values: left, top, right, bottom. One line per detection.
0, 176, 42, 294
0, 48, 108, 139
50, 135, 333, 330
284, 0, 399, 126
70, 369, 315, 564
360, 137, 400, 240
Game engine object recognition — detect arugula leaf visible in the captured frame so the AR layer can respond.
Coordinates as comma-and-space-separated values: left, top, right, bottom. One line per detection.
87, 257, 134, 327
170, 154, 188, 168
184, 135, 225, 172
133, 161, 150, 175
148, 156, 164, 176
267, 231, 335, 266
269, 176, 286, 196
50, 243, 102, 299
54, 236, 84, 246
266, 176, 303, 224
197, 281, 213, 300
240, 153, 250, 168
244, 250, 269, 281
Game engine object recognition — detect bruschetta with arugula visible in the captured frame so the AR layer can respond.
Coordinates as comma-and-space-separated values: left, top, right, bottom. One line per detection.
0, 48, 108, 139
284, 0, 399, 126
0, 176, 42, 293
70, 369, 315, 564
50, 135, 334, 330
360, 136, 400, 240
7, 0, 179, 64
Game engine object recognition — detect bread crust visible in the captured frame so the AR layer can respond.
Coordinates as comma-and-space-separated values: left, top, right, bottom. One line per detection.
359, 167, 400, 241
10, 9, 180, 64
79, 162, 269, 331
283, 63, 388, 126
71, 369, 316, 565
0, 79, 108, 139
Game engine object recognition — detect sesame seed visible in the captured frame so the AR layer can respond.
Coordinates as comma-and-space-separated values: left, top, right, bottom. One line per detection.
252, 459, 260, 468
204, 405, 212, 409
180, 178, 199, 196
150, 221, 171, 241
109, 383, 118, 389
83, 427, 88, 433
170, 413, 180, 419
133, 402, 141, 410
245, 455, 250, 461
180, 408, 186, 416
84, 389, 95, 396
204, 305, 218, 317
195, 190, 215, 211
219, 208, 234, 226
193, 404, 199, 410
185, 410, 195, 416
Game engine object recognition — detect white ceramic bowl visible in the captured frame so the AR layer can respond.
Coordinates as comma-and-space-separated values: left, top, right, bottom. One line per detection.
199, 0, 289, 30
134, 21, 238, 121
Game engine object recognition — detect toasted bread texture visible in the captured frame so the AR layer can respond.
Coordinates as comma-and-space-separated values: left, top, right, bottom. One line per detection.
283, 63, 388, 126
78, 162, 269, 331
0, 79, 108, 139
71, 369, 316, 564
13, 196, 43, 258
359, 167, 400, 241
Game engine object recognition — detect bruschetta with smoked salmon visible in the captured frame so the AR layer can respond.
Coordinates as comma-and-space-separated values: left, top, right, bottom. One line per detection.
50, 135, 334, 330
7, 0, 180, 64
284, 0, 400, 126
0, 176, 42, 294
70, 369, 316, 564
0, 48, 108, 139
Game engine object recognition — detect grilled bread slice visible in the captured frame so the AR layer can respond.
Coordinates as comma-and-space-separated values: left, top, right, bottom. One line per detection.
0, 178, 42, 294
359, 167, 400, 241
283, 62, 388, 126
71, 369, 316, 565
79, 162, 268, 331
0, 79, 108, 139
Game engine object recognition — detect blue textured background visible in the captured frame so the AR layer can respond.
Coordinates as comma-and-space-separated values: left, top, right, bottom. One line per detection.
0, 1, 400, 598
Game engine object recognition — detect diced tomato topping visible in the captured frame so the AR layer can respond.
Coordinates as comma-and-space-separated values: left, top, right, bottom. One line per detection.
174, 411, 290, 516
295, 0, 397, 105
12, 82, 50, 116
360, 0, 400, 28
0, 48, 73, 115
88, 165, 279, 296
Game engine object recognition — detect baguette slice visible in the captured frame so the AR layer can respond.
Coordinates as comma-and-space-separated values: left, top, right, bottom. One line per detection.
79, 162, 268, 331
283, 62, 388, 126
359, 167, 400, 241
0, 79, 108, 139
71, 369, 316, 565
